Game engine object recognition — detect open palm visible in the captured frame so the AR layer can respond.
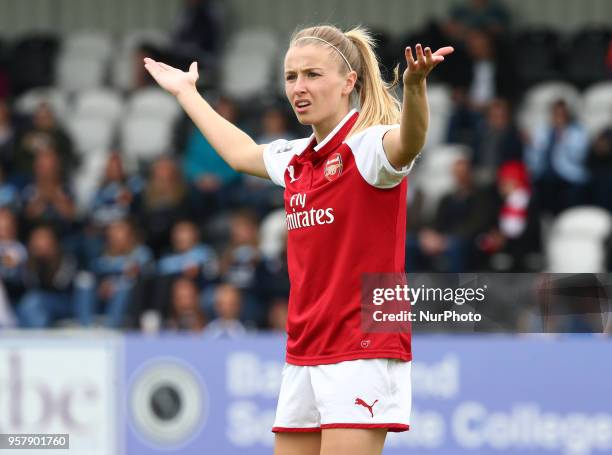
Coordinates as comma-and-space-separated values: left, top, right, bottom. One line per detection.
403, 44, 454, 86
143, 57, 199, 97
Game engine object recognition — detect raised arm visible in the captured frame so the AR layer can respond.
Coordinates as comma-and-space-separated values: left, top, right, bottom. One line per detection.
383, 44, 454, 169
144, 58, 268, 178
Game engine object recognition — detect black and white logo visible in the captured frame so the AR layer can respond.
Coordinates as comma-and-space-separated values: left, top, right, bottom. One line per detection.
130, 359, 209, 449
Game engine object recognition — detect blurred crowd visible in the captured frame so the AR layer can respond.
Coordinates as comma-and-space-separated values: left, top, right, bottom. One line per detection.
0, 0, 610, 333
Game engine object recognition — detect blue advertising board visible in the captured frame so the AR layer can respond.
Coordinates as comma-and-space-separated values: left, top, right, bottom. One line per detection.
124, 334, 612, 455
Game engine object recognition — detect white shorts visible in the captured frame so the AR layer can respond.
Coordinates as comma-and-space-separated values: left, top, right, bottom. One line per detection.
272, 358, 411, 433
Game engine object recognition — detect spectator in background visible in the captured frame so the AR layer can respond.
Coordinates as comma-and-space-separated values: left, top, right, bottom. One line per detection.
446, 28, 517, 146
241, 104, 294, 215
15, 102, 78, 182
220, 209, 260, 288
203, 283, 247, 338
404, 185, 427, 272
0, 282, 16, 328
471, 98, 524, 186
181, 96, 242, 215
0, 100, 16, 175
74, 218, 153, 328
267, 297, 288, 332
408, 155, 495, 272
254, 242, 290, 321
0, 208, 27, 303
172, 0, 226, 65
167, 278, 206, 332
477, 161, 541, 271
153, 219, 218, 317
134, 156, 199, 257
219, 209, 263, 326
88, 152, 142, 230
444, 0, 511, 40
16, 225, 77, 328
525, 100, 590, 215
82, 151, 143, 264
21, 147, 76, 239
587, 127, 612, 212
0, 166, 20, 212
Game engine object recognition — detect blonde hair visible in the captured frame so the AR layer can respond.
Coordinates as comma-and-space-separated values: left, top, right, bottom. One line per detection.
289, 25, 401, 135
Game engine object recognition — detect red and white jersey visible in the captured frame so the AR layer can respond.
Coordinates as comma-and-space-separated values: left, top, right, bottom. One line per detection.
263, 109, 413, 366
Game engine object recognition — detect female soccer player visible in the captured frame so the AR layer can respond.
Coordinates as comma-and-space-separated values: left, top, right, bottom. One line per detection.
144, 24, 452, 455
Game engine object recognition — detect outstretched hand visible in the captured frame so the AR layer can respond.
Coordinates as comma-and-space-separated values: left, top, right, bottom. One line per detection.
403, 44, 454, 86
143, 57, 199, 97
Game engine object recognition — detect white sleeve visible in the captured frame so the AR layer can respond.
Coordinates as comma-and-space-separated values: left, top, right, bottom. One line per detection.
346, 124, 416, 189
262, 138, 309, 187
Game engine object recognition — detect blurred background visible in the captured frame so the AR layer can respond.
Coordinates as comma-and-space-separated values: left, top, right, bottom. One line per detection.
0, 0, 610, 454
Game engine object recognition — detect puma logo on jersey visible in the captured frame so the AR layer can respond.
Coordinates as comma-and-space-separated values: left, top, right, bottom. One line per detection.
277, 143, 294, 153
287, 165, 299, 183
355, 398, 378, 418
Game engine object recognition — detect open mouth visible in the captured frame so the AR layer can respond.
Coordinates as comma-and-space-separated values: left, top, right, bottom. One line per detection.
295, 101, 311, 113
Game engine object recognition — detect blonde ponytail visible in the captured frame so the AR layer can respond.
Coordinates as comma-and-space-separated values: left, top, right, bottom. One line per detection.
290, 25, 401, 135
344, 27, 401, 135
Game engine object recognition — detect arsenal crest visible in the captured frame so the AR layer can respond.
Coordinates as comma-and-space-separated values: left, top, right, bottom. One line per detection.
324, 153, 343, 181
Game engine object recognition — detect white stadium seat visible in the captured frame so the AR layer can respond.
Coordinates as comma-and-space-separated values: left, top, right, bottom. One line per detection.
427, 84, 452, 116
550, 206, 612, 241
14, 87, 69, 120
227, 28, 280, 58
260, 209, 287, 260
127, 87, 181, 121
56, 53, 107, 92
120, 115, 173, 163
111, 50, 137, 92
71, 148, 109, 214
63, 31, 113, 61
546, 206, 611, 273
424, 110, 450, 150
73, 88, 124, 124
581, 82, 612, 137
582, 82, 612, 111
221, 28, 280, 101
65, 115, 116, 154
221, 51, 275, 100
548, 237, 606, 273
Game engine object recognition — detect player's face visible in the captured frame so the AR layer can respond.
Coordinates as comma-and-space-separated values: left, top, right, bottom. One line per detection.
284, 44, 353, 128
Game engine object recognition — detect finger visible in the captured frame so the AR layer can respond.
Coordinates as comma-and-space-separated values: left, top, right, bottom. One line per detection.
144, 61, 162, 77
415, 43, 426, 66
424, 46, 434, 66
189, 61, 198, 76
429, 56, 445, 70
433, 46, 455, 57
143, 57, 156, 65
405, 46, 417, 68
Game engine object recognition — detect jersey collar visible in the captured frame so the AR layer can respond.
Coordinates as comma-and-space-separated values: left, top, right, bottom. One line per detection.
302, 108, 358, 154
313, 108, 358, 152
